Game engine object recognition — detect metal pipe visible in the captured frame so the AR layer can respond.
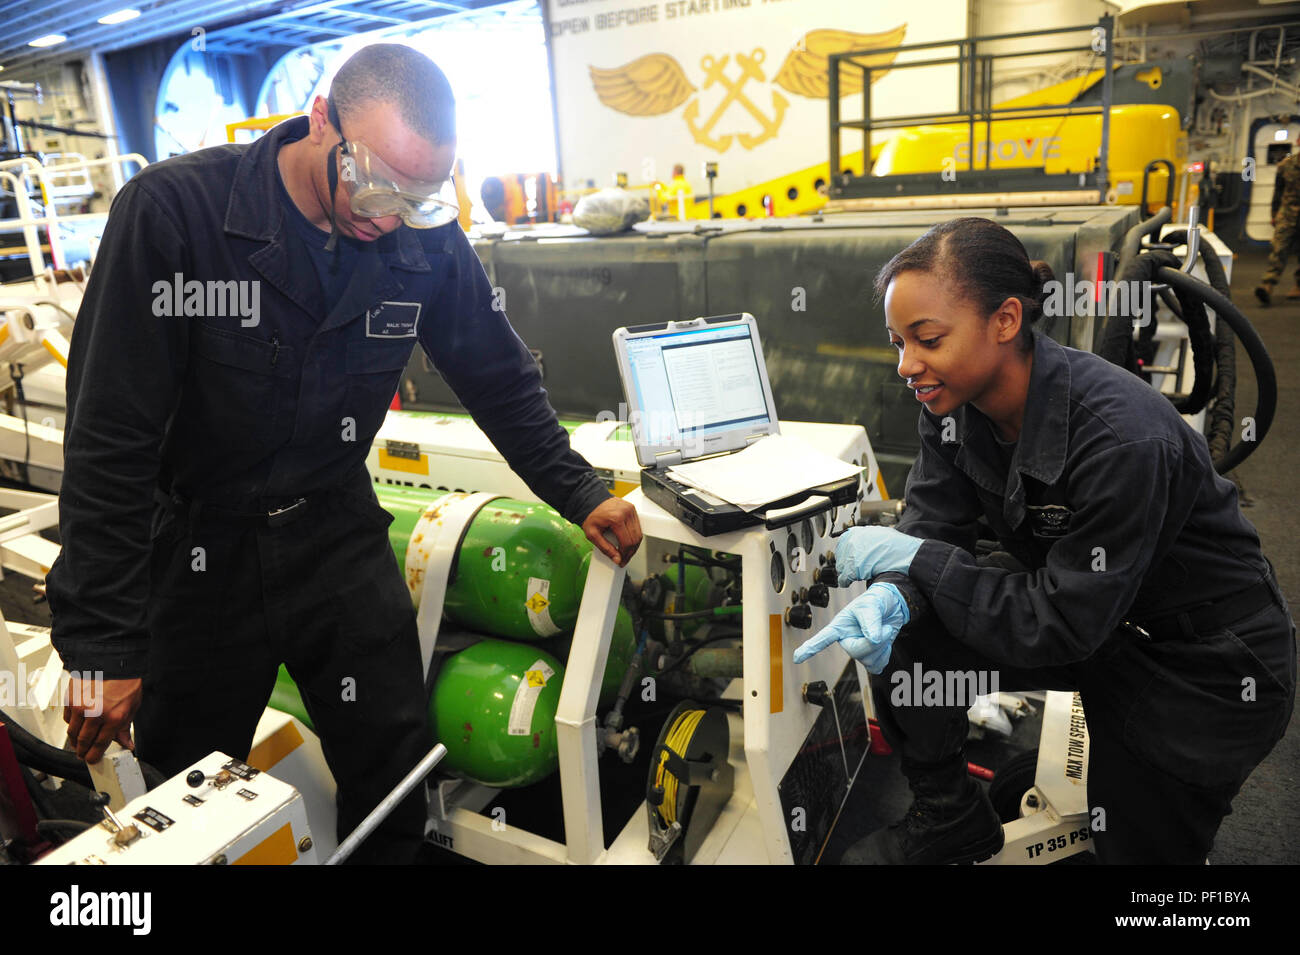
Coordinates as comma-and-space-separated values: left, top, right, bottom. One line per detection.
838, 21, 1111, 57
862, 59, 871, 174
1208, 86, 1296, 102
1242, 63, 1300, 96
684, 647, 744, 680
1179, 206, 1201, 273
324, 743, 447, 865
1099, 15, 1113, 201
829, 51, 841, 193
1113, 21, 1300, 43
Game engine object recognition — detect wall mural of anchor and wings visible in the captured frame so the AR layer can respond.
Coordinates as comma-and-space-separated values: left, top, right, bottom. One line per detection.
587, 27, 907, 153
545, 0, 967, 193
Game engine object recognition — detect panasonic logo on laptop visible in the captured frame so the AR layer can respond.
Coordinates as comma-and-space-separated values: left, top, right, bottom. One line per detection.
703, 435, 722, 443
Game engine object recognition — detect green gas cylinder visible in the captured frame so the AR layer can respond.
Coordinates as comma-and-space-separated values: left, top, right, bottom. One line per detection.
269, 664, 312, 732
374, 484, 726, 710
378, 485, 591, 642
429, 639, 565, 788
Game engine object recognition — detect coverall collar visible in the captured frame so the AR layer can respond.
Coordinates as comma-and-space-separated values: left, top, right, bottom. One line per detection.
223, 115, 438, 272
952, 329, 1071, 528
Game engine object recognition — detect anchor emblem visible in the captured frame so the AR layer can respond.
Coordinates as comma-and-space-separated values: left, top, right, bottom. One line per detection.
682, 50, 789, 152
587, 28, 906, 155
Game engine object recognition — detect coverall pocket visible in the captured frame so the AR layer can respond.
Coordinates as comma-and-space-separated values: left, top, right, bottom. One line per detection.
1122, 613, 1293, 790
192, 324, 288, 442
344, 340, 412, 442
329, 559, 413, 655
336, 489, 397, 529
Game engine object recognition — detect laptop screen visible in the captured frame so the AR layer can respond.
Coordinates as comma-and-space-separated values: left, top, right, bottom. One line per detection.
622, 320, 774, 457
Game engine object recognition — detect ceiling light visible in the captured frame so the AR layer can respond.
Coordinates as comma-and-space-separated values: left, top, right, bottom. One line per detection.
98, 9, 140, 24
28, 34, 68, 48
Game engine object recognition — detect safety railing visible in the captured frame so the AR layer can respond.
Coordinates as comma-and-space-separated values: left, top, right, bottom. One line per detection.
828, 16, 1115, 203
0, 152, 147, 287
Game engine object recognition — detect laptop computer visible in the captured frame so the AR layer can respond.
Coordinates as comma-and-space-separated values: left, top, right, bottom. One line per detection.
611, 313, 858, 536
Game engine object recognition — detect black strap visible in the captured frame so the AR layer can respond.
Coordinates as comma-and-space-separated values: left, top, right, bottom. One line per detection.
324, 94, 345, 253
153, 487, 314, 529
1127, 575, 1280, 642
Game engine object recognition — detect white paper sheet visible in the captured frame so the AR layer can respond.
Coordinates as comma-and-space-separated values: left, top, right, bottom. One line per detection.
666, 434, 863, 511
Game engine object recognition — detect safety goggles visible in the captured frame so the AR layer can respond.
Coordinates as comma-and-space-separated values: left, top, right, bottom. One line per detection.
325, 95, 459, 231
337, 139, 459, 228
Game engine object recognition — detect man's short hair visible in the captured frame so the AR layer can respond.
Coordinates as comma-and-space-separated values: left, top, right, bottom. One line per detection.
329, 43, 456, 145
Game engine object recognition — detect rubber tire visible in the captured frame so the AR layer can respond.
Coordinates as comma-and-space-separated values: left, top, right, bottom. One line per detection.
988, 748, 1039, 824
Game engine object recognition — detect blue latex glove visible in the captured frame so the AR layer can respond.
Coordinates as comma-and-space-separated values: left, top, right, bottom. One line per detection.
835, 526, 923, 587
792, 581, 910, 674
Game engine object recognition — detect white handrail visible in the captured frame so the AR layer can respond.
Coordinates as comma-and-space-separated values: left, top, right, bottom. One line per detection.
34, 153, 147, 177
0, 153, 148, 277
0, 157, 42, 175
0, 169, 49, 294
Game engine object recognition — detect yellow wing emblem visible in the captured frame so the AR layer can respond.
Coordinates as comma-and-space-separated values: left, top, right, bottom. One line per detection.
774, 26, 908, 98
590, 53, 697, 116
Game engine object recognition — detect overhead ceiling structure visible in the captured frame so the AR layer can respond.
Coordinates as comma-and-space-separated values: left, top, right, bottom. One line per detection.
0, 0, 517, 77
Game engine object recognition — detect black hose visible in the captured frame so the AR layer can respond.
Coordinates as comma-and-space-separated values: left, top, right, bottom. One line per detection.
1156, 286, 1181, 320
674, 546, 741, 570
1167, 280, 1216, 416
7, 718, 94, 788
1162, 229, 1239, 467
1096, 249, 1180, 370
642, 607, 742, 620
1116, 206, 1172, 278
1105, 245, 1214, 416
1162, 230, 1231, 295
1098, 231, 1251, 461
20, 761, 57, 818
1155, 266, 1275, 473
36, 818, 94, 837
1208, 309, 1237, 468
4, 715, 167, 790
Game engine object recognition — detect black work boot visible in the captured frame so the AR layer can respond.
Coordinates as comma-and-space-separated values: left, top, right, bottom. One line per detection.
841, 754, 1004, 864
1255, 282, 1274, 305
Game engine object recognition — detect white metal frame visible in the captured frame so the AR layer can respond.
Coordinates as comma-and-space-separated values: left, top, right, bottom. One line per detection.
980, 689, 1094, 864
0, 153, 147, 276
425, 427, 883, 864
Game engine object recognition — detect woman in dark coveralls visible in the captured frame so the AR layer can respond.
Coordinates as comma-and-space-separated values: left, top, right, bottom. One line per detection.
795, 217, 1296, 865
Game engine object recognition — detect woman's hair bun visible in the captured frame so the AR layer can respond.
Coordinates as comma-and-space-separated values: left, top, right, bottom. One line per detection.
1029, 259, 1055, 291
1028, 260, 1055, 321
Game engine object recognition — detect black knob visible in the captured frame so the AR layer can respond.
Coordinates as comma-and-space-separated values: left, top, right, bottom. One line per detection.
807, 583, 830, 607
785, 604, 813, 629
186, 770, 205, 788
639, 574, 664, 611
803, 680, 831, 707
814, 559, 841, 588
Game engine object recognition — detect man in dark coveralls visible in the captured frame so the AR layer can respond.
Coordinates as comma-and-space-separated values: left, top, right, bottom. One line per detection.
48, 44, 642, 863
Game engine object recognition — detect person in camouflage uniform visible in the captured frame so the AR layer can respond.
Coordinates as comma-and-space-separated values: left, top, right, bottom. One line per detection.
1256, 148, 1300, 304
